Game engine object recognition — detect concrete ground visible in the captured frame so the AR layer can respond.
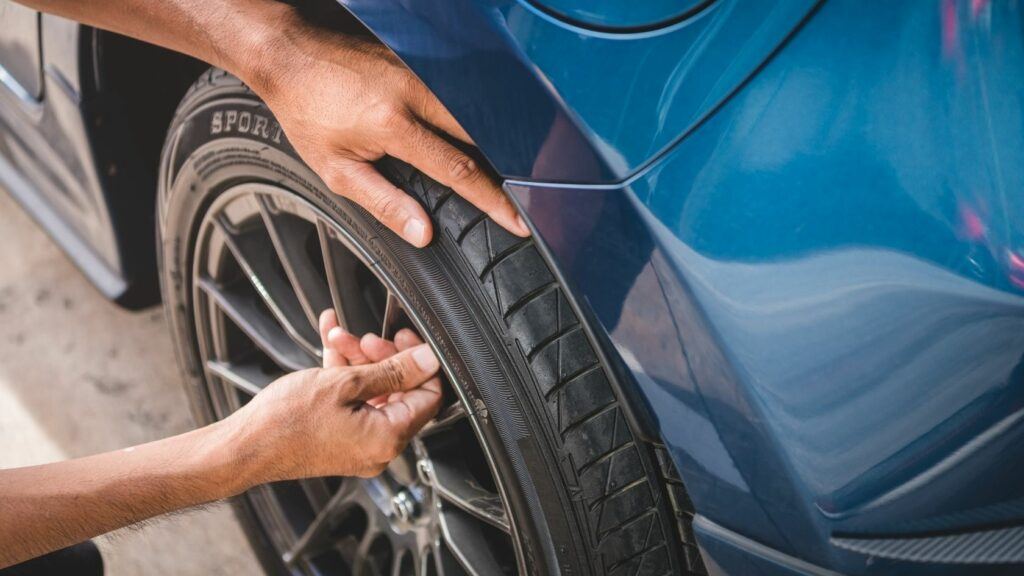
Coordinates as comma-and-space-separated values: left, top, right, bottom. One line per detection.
0, 189, 263, 574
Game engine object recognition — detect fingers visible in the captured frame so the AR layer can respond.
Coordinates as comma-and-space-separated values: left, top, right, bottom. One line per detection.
379, 377, 443, 437
328, 326, 369, 365
385, 119, 529, 238
324, 160, 434, 247
359, 333, 400, 408
318, 310, 346, 368
360, 333, 398, 362
345, 343, 439, 401
407, 84, 473, 144
393, 328, 422, 351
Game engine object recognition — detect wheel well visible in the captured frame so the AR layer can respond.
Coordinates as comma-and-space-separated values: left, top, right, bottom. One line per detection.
83, 29, 206, 308
82, 0, 368, 309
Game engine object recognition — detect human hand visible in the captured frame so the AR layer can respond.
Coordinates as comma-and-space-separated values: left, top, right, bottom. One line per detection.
242, 13, 529, 247
222, 312, 442, 482
318, 309, 442, 409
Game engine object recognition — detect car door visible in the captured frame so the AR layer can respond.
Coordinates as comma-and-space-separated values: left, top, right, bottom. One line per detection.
0, 1, 42, 102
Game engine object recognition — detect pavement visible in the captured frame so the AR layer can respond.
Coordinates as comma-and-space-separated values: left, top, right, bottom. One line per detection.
0, 189, 263, 575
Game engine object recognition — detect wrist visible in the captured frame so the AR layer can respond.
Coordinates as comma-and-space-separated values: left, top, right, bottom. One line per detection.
233, 3, 314, 101
195, 416, 269, 496
210, 0, 303, 98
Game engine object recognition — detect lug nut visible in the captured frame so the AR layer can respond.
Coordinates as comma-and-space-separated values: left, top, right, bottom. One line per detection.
416, 459, 433, 485
391, 490, 417, 523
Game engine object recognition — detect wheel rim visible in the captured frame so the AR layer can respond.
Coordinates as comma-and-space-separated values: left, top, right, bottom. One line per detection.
190, 183, 519, 575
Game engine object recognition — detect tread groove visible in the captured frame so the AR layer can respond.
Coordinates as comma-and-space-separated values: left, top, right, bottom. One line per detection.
502, 281, 559, 321
429, 188, 456, 216
544, 363, 602, 401
478, 238, 534, 281
597, 506, 654, 542
578, 441, 635, 477
456, 211, 488, 244
588, 476, 649, 512
560, 400, 618, 438
527, 324, 583, 362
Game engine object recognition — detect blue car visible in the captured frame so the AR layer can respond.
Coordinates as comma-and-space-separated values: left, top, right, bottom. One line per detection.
2, 0, 1022, 574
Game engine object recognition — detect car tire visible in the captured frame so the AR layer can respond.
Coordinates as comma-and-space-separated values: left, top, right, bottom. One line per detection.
156, 68, 704, 576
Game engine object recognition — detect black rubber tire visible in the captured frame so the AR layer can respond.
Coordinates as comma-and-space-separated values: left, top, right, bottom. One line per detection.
156, 68, 704, 576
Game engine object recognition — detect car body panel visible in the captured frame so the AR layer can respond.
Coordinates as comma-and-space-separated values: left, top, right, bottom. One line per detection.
0, 1, 43, 100
0, 14, 127, 297
524, 0, 709, 31
506, 1, 1024, 574
337, 0, 818, 182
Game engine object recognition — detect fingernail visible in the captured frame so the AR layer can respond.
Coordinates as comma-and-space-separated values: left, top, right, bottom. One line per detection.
412, 344, 439, 372
403, 218, 428, 247
328, 327, 344, 342
516, 215, 530, 236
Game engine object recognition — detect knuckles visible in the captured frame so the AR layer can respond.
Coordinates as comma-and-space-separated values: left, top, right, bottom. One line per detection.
371, 360, 405, 395
369, 101, 408, 135
366, 193, 405, 226
445, 154, 477, 183
322, 165, 353, 196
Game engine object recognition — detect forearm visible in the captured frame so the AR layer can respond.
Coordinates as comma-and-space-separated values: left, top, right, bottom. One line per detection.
14, 0, 292, 89
0, 420, 259, 568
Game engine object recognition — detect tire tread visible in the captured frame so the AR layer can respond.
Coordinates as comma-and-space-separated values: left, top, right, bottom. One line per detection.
384, 161, 706, 575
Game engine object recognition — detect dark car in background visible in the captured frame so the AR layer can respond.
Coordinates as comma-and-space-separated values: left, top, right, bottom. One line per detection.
2, 1, 1023, 575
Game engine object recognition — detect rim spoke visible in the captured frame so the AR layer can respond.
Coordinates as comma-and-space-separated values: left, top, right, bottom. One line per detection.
418, 402, 467, 438
257, 195, 334, 330
437, 507, 505, 576
351, 513, 383, 576
301, 478, 334, 511
391, 553, 405, 576
318, 221, 350, 331
205, 359, 276, 396
198, 276, 317, 372
431, 460, 510, 533
418, 549, 431, 576
381, 291, 401, 340
317, 219, 384, 335
283, 479, 360, 566
433, 541, 457, 576
213, 217, 320, 357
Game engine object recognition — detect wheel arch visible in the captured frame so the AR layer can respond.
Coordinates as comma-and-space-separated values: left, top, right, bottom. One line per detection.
78, 26, 206, 308
78, 1, 377, 309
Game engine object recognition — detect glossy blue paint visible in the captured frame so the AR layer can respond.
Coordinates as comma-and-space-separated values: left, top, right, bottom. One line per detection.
508, 1, 1024, 574
337, 0, 817, 182
693, 516, 842, 576
525, 0, 709, 31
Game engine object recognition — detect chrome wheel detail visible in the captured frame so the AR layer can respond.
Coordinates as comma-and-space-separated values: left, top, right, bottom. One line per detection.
191, 184, 517, 575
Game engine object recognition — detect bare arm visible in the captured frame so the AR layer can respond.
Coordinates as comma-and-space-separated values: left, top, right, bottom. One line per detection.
0, 421, 252, 567
14, 0, 528, 246
0, 311, 442, 568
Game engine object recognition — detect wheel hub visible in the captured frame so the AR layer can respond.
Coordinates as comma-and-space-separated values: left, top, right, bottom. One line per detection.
360, 446, 434, 537
390, 490, 418, 525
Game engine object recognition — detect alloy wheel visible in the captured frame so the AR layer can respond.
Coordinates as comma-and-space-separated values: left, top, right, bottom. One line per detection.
190, 183, 519, 575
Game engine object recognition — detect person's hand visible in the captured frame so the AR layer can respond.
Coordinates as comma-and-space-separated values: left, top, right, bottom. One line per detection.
242, 13, 529, 247
318, 310, 442, 409
222, 312, 443, 482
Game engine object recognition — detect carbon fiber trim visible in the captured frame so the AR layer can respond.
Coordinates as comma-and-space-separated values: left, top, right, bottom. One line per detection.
833, 525, 1024, 564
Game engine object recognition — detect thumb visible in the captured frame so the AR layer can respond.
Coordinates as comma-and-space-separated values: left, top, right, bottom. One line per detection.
346, 344, 439, 401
